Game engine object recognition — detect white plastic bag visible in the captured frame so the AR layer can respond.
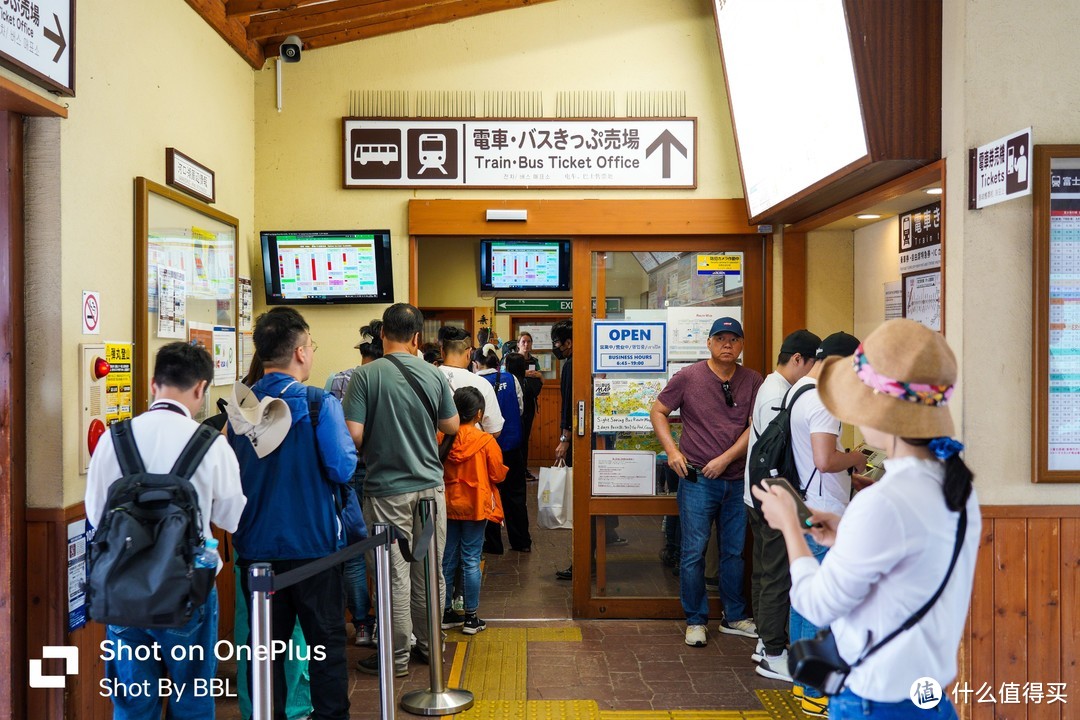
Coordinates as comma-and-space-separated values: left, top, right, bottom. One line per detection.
537, 460, 573, 530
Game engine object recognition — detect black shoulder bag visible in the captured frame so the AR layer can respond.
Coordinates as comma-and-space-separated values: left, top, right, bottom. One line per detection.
789, 507, 968, 696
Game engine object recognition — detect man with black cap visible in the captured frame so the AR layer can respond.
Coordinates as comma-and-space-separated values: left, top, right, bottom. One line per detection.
650, 316, 762, 648
742, 329, 820, 681
783, 330, 868, 717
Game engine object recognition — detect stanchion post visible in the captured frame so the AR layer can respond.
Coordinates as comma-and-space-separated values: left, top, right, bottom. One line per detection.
400, 498, 474, 716
249, 563, 274, 720
372, 523, 397, 720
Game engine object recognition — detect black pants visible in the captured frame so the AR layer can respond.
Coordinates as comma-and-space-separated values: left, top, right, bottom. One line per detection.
239, 559, 349, 720
485, 446, 532, 551
747, 506, 791, 654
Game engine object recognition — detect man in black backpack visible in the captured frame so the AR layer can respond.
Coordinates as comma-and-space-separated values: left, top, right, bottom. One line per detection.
741, 329, 820, 681
86, 342, 246, 720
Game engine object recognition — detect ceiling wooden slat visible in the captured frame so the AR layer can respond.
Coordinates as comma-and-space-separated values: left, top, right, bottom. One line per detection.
265, 0, 558, 54
226, 0, 349, 18
247, 0, 448, 41
186, 0, 266, 68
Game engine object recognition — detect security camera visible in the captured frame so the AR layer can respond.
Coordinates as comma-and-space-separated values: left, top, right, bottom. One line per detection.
280, 35, 302, 63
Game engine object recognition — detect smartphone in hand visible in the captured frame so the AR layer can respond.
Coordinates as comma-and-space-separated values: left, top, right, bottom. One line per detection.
764, 477, 820, 528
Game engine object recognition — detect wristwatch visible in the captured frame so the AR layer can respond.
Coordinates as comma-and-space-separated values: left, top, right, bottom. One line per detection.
559, 434, 569, 443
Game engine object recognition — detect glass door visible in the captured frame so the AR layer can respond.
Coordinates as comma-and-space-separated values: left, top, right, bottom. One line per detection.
569, 236, 766, 619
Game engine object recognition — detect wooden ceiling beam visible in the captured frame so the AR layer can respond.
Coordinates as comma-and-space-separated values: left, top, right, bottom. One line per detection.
247, 0, 445, 40
226, 0, 350, 18
186, 0, 266, 68
264, 0, 557, 53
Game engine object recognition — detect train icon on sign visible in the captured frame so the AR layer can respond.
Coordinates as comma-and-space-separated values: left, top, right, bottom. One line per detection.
417, 133, 448, 174
354, 143, 399, 165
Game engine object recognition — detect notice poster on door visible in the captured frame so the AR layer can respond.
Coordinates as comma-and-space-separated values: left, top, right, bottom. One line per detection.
591, 451, 656, 496
593, 378, 666, 432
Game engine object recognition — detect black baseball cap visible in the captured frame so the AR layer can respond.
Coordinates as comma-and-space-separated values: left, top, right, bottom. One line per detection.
780, 329, 822, 358
815, 331, 861, 360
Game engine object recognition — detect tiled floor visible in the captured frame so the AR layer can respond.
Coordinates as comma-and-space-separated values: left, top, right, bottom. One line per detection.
217, 476, 794, 718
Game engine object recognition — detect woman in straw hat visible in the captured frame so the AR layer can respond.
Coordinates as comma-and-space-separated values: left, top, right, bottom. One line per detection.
753, 319, 981, 719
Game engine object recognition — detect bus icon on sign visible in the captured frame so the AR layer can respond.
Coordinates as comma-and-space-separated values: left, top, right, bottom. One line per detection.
418, 133, 448, 174
354, 143, 399, 165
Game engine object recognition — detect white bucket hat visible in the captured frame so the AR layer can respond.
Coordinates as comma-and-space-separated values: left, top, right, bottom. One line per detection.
226, 382, 292, 458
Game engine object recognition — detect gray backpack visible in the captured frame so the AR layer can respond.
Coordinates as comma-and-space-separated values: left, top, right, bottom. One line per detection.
87, 420, 218, 628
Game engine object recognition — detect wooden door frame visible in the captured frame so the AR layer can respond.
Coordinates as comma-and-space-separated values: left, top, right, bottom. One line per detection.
408, 199, 769, 618
571, 235, 767, 618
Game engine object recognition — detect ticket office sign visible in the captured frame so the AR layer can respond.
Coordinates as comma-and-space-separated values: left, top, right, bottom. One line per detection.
592, 321, 666, 373
343, 118, 696, 188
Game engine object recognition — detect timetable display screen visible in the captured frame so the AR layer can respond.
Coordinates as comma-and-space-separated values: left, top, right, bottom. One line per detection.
480, 239, 571, 291
261, 230, 393, 305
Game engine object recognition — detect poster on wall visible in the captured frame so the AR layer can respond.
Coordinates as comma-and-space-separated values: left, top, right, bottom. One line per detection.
902, 270, 941, 331
157, 266, 187, 339
884, 280, 902, 321
104, 343, 133, 427
67, 519, 88, 632
666, 307, 743, 360
238, 277, 253, 331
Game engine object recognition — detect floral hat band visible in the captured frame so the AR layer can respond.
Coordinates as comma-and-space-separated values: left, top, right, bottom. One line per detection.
852, 344, 954, 407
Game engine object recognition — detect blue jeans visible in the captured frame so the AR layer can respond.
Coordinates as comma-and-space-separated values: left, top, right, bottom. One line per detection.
791, 534, 829, 699
443, 519, 486, 612
105, 588, 218, 720
677, 477, 747, 625
344, 473, 373, 631
831, 688, 959, 719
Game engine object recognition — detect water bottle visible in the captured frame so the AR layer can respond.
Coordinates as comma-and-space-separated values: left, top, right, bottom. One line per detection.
194, 538, 220, 569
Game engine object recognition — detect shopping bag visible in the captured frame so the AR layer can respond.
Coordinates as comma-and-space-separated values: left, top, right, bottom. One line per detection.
537, 460, 573, 530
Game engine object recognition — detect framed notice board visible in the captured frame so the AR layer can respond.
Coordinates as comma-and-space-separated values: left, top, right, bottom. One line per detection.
134, 177, 239, 417
1032, 145, 1080, 482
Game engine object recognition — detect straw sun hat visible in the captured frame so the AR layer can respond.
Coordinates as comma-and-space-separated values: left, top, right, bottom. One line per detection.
817, 318, 957, 439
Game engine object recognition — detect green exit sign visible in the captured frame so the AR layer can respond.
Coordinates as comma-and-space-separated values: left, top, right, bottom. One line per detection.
494, 298, 622, 314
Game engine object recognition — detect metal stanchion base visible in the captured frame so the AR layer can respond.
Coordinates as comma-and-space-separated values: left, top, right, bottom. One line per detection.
400, 687, 475, 716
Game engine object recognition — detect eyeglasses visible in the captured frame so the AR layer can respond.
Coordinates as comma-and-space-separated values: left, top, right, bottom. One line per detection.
299, 340, 318, 353
721, 380, 735, 407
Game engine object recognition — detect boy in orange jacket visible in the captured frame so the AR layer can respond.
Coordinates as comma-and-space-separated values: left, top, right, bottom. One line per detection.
440, 386, 508, 634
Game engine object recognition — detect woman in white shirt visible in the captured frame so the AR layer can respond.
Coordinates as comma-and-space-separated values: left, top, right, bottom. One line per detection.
753, 319, 980, 719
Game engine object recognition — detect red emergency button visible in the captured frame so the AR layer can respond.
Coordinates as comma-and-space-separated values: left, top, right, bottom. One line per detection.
88, 419, 106, 456
93, 357, 111, 380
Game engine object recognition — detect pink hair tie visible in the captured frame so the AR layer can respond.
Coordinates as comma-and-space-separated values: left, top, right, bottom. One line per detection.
852, 345, 953, 407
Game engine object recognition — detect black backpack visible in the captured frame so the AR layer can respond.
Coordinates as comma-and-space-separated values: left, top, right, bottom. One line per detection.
87, 420, 219, 628
748, 384, 816, 507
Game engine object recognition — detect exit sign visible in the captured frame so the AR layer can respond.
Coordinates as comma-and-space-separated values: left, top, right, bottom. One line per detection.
494, 298, 622, 314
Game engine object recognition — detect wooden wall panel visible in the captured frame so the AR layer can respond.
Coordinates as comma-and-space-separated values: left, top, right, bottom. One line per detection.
1062, 519, 1080, 714
530, 385, 562, 468
992, 518, 1028, 718
1027, 519, 1060, 720
968, 522, 996, 720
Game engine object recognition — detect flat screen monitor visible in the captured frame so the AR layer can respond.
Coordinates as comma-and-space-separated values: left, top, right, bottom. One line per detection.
479, 239, 571, 292
261, 230, 394, 305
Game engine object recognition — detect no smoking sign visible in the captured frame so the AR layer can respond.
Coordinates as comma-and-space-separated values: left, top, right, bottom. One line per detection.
82, 291, 100, 335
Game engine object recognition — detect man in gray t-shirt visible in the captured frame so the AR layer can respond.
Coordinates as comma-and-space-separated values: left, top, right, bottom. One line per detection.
343, 303, 458, 678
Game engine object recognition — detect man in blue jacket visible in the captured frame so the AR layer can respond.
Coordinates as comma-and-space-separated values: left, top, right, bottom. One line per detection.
231, 307, 357, 720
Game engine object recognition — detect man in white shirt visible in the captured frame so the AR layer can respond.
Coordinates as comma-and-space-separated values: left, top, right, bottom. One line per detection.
786, 331, 867, 716
743, 330, 820, 681
437, 326, 504, 437
86, 342, 246, 720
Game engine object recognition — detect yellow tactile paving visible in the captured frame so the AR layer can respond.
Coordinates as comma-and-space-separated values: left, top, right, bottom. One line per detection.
527, 700, 602, 719
753, 690, 805, 719
457, 699, 528, 719
461, 637, 528, 700
600, 712, 772, 719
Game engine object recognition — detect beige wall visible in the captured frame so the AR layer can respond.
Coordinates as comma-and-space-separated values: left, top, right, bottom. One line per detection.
804, 230, 854, 339
852, 218, 900, 342
18, 1, 256, 507
253, 0, 741, 382
943, 2, 1079, 504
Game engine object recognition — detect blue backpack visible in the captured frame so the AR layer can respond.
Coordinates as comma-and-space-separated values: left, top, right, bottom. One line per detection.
484, 370, 523, 451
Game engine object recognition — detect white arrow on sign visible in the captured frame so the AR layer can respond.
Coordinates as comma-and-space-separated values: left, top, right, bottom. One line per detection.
0, 0, 73, 95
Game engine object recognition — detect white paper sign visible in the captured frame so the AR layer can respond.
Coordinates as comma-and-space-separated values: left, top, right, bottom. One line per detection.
591, 450, 657, 496
666, 307, 743, 360
157, 266, 187, 339
592, 320, 666, 373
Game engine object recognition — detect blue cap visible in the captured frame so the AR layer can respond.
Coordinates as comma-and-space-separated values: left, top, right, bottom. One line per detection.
709, 317, 744, 338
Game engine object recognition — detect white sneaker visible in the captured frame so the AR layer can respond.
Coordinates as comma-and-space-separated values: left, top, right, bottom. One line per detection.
750, 638, 765, 663
718, 617, 758, 638
755, 650, 792, 682
684, 624, 708, 647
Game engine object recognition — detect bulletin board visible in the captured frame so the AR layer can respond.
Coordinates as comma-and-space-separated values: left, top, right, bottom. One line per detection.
1032, 146, 1080, 483
134, 177, 239, 417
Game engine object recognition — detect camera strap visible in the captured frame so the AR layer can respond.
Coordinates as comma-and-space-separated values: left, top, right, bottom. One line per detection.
849, 507, 968, 669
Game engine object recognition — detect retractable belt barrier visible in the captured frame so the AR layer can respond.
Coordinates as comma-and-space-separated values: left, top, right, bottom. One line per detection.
248, 499, 470, 720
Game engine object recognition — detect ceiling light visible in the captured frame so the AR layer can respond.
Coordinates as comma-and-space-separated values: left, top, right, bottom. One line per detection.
925, 187, 943, 195
856, 214, 881, 220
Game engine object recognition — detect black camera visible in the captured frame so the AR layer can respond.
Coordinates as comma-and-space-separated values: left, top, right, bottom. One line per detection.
789, 628, 850, 696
